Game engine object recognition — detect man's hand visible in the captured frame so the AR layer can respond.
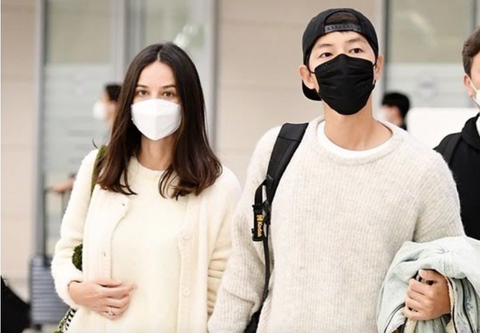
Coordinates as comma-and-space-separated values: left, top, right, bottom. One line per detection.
404, 269, 451, 321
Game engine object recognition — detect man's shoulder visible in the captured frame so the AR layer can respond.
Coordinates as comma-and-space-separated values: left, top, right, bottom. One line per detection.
434, 132, 462, 154
255, 120, 315, 155
396, 131, 450, 174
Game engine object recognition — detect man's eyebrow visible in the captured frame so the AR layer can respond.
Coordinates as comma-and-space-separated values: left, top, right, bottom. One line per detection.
346, 37, 367, 44
315, 42, 333, 49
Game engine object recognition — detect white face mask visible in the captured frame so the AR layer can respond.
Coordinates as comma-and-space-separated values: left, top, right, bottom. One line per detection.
468, 79, 480, 136
131, 99, 182, 141
92, 101, 107, 120
469, 79, 480, 106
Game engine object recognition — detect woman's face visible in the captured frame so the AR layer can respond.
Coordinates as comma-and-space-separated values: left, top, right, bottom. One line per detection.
133, 61, 180, 105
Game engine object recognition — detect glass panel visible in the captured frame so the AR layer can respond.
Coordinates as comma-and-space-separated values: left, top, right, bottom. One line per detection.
43, 0, 114, 255
385, 0, 475, 107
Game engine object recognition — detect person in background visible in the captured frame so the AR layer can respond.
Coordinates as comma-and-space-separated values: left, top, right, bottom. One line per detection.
381, 91, 411, 131
52, 42, 241, 333
435, 27, 480, 240
92, 83, 122, 130
51, 83, 122, 195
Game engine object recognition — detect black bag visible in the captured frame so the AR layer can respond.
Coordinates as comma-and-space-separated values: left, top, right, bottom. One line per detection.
434, 133, 461, 165
1, 276, 30, 333
244, 123, 308, 332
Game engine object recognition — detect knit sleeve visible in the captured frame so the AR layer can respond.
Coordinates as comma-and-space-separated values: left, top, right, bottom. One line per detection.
413, 152, 465, 242
208, 127, 280, 333
51, 149, 98, 309
207, 168, 242, 316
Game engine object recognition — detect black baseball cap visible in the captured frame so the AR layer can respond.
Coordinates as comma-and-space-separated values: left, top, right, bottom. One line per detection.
302, 8, 379, 101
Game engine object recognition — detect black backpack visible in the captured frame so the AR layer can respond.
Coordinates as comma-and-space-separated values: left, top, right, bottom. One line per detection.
435, 133, 461, 165
244, 123, 308, 332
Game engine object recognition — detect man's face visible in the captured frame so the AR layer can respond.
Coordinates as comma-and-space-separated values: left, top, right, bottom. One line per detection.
300, 31, 383, 94
464, 52, 480, 102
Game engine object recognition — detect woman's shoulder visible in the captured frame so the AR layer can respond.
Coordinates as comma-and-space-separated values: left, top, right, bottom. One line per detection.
82, 148, 101, 167
214, 166, 242, 193
202, 166, 242, 202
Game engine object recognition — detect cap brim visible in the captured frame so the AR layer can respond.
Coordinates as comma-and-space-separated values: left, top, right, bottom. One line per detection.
302, 82, 321, 101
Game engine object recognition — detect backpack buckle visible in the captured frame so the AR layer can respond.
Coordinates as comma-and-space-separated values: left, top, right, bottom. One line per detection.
252, 203, 265, 241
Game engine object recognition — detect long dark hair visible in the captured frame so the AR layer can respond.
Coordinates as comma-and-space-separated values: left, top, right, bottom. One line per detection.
97, 43, 222, 198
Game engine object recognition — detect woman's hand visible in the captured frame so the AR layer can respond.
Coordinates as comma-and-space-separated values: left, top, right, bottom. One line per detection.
69, 278, 136, 320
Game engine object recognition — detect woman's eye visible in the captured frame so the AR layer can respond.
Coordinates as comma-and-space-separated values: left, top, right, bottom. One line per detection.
350, 48, 362, 54
163, 91, 175, 98
136, 90, 148, 97
320, 52, 332, 58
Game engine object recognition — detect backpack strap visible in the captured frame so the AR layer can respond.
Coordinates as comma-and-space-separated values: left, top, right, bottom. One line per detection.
251, 123, 308, 303
252, 123, 308, 241
72, 145, 108, 272
90, 145, 107, 195
435, 134, 461, 165
265, 123, 310, 203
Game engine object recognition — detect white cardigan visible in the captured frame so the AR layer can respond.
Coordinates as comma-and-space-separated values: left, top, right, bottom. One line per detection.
52, 149, 241, 333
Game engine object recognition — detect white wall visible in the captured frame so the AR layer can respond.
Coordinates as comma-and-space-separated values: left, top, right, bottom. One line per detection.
1, 0, 37, 285
407, 107, 479, 147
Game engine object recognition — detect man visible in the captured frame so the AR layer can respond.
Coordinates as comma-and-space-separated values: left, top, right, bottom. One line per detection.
435, 28, 480, 241
381, 92, 411, 131
209, 8, 464, 332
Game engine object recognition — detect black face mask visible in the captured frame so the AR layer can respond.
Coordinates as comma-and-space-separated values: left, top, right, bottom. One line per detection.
312, 54, 376, 115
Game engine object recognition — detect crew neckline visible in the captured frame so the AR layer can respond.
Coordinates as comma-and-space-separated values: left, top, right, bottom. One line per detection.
132, 156, 165, 176
306, 117, 404, 166
317, 121, 393, 159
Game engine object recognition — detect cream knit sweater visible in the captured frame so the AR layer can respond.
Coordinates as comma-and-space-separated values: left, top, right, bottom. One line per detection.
208, 117, 465, 333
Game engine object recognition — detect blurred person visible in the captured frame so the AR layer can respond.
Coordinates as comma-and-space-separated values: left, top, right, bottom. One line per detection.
209, 8, 464, 332
92, 83, 122, 130
51, 83, 122, 195
52, 42, 241, 333
435, 27, 480, 240
381, 91, 411, 130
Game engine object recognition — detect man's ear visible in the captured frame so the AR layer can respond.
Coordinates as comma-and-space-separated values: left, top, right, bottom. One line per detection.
463, 74, 475, 98
374, 54, 384, 82
299, 65, 317, 90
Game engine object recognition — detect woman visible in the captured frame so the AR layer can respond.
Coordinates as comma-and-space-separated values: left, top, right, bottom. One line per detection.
52, 43, 241, 333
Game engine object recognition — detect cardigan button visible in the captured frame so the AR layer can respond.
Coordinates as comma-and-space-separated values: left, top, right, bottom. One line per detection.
182, 231, 190, 240
183, 287, 190, 296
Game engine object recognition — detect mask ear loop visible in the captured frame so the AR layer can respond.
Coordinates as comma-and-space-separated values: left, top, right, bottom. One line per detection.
469, 76, 480, 93
372, 59, 378, 88
305, 53, 322, 98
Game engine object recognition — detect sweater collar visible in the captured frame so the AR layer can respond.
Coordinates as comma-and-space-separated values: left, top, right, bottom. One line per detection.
461, 114, 480, 151
306, 117, 404, 165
